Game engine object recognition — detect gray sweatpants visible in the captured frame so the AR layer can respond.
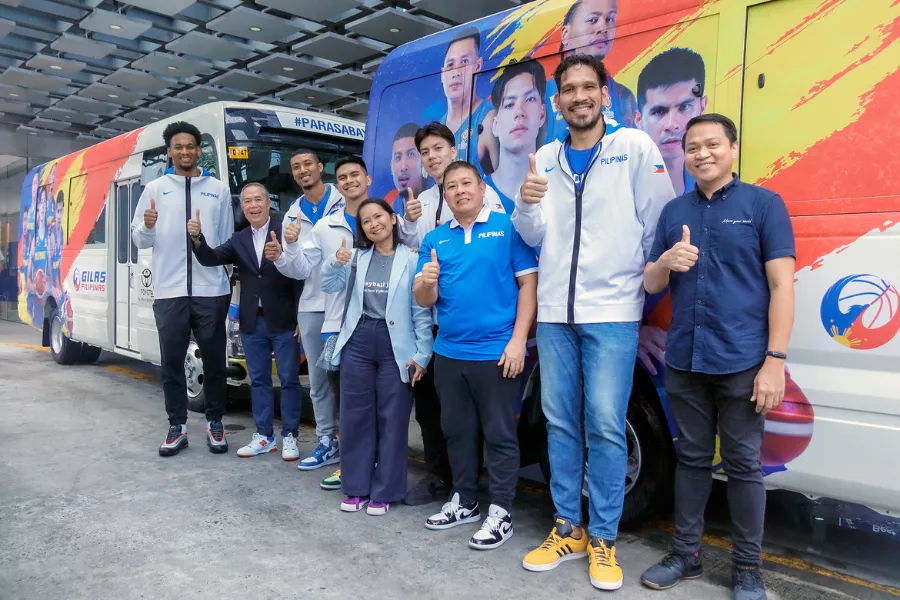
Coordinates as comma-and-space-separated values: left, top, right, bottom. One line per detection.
298, 311, 337, 439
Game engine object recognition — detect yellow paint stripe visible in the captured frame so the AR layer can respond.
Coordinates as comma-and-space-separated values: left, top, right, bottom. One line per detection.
102, 364, 158, 384
653, 522, 900, 597
0, 342, 49, 353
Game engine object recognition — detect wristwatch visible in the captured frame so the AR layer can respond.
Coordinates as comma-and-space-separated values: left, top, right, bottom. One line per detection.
765, 350, 787, 360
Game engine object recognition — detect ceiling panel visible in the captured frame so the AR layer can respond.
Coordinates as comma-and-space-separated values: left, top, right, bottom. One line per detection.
80, 9, 153, 41
248, 54, 329, 80
0, 99, 36, 116
104, 116, 143, 131
207, 6, 307, 44
0, 83, 51, 105
79, 82, 148, 105
255, 0, 364, 22
346, 8, 446, 46
25, 54, 87, 75
0, 67, 70, 92
177, 85, 246, 103
50, 33, 117, 60
166, 31, 255, 62
317, 70, 373, 95
338, 99, 368, 117
149, 96, 196, 115
103, 68, 177, 93
293, 33, 383, 65
278, 85, 348, 106
0, 18, 13, 38
118, 0, 196, 16
210, 71, 284, 95
131, 51, 213, 77
126, 107, 168, 122
56, 96, 121, 117
30, 118, 72, 132
38, 107, 100, 126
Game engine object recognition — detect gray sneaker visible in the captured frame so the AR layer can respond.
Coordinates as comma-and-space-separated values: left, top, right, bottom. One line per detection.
733, 567, 767, 600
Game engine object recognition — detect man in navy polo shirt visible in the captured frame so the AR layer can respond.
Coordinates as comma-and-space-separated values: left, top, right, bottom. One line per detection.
640, 113, 795, 600
414, 160, 538, 551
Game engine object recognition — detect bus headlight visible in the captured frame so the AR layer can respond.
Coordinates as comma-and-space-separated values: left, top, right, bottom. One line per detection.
227, 318, 244, 358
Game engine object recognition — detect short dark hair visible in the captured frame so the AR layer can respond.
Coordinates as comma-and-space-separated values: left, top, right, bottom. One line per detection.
562, 0, 583, 27
415, 122, 455, 152
290, 148, 321, 163
491, 60, 547, 111
637, 47, 706, 113
335, 155, 368, 175
442, 160, 482, 184
447, 26, 481, 55
163, 121, 201, 147
393, 122, 420, 143
683, 113, 738, 150
554, 53, 609, 92
355, 198, 400, 251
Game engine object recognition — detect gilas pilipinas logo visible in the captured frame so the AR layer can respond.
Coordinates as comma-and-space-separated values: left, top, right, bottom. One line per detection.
72, 267, 80, 292
820, 274, 900, 349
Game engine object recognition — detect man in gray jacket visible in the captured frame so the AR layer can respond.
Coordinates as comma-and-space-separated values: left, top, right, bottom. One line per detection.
131, 121, 234, 457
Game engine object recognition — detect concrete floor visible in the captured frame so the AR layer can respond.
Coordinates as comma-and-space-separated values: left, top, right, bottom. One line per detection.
0, 320, 892, 600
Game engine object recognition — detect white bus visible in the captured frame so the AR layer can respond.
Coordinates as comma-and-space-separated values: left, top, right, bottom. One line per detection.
17, 101, 363, 411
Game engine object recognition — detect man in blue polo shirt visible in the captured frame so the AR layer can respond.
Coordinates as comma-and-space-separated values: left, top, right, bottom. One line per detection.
640, 114, 795, 600
414, 160, 538, 551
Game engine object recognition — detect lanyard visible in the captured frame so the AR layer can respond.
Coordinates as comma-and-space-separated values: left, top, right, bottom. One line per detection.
564, 138, 602, 196
435, 184, 444, 225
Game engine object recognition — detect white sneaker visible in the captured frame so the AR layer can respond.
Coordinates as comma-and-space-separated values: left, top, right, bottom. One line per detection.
469, 505, 513, 550
425, 492, 481, 530
282, 433, 299, 461
236, 433, 277, 458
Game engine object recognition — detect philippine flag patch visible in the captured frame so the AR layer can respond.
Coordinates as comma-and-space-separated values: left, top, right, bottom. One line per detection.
653, 164, 665, 174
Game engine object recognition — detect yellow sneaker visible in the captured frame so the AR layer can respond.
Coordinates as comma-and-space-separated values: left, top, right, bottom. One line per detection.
589, 538, 623, 590
522, 519, 589, 572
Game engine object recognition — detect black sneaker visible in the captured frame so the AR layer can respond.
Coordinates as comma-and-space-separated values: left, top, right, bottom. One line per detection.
733, 567, 767, 600
641, 552, 703, 590
425, 492, 481, 530
403, 475, 451, 506
469, 505, 513, 550
206, 420, 228, 454
159, 425, 188, 457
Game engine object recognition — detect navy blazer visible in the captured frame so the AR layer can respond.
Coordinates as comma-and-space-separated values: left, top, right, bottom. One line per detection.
192, 219, 303, 334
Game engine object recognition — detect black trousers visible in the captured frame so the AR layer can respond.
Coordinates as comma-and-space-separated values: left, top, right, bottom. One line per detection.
414, 326, 452, 481
153, 295, 230, 426
666, 364, 766, 566
434, 354, 520, 511
327, 369, 341, 435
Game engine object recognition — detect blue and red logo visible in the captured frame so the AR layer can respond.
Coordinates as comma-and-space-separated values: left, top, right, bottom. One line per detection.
821, 274, 900, 349
653, 164, 665, 174
72, 267, 81, 292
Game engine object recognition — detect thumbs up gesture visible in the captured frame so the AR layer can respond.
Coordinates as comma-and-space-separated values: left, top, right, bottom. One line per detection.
421, 248, 440, 288
662, 225, 700, 272
284, 219, 301, 244
520, 154, 549, 205
335, 237, 352, 265
405, 188, 423, 223
145, 197, 158, 229
264, 230, 283, 261
187, 208, 201, 237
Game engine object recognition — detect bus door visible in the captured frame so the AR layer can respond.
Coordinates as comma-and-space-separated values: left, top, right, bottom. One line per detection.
114, 178, 143, 350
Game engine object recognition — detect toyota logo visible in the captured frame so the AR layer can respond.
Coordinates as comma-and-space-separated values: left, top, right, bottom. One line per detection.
141, 269, 152, 288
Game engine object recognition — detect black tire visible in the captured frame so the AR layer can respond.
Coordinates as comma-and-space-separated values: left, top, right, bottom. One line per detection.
78, 344, 103, 364
48, 308, 82, 365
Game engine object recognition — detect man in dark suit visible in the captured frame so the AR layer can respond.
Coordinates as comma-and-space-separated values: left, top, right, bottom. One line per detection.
189, 182, 305, 462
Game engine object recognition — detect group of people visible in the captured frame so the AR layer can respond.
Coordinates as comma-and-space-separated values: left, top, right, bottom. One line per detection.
132, 53, 794, 600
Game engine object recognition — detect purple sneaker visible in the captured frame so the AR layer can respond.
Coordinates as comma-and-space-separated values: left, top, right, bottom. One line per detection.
340, 496, 369, 512
367, 501, 390, 516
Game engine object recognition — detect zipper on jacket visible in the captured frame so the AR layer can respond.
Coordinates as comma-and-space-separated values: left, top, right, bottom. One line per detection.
185, 176, 192, 297
557, 142, 603, 324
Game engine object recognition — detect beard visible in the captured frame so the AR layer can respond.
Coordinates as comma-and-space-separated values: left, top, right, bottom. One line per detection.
564, 106, 604, 132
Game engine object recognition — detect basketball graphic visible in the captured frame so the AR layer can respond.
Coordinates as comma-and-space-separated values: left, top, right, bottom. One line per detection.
33, 269, 47, 298
60, 293, 74, 337
820, 274, 900, 350
760, 369, 815, 467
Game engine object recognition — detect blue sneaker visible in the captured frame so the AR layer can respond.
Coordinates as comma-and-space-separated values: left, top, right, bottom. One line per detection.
297, 436, 340, 471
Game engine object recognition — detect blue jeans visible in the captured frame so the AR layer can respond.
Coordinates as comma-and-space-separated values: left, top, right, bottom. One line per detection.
242, 315, 301, 438
537, 321, 639, 540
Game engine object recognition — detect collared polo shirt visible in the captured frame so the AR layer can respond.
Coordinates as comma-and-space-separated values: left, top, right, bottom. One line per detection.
417, 206, 538, 361
648, 176, 795, 375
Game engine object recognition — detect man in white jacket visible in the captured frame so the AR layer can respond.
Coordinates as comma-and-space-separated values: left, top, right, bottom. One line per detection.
131, 121, 235, 457
281, 149, 345, 473
516, 55, 675, 590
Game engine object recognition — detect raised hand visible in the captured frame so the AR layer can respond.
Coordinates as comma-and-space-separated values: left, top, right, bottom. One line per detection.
520, 154, 549, 205
284, 218, 301, 244
405, 188, 423, 223
421, 248, 440, 288
264, 230, 283, 261
662, 225, 699, 273
335, 237, 352, 265
187, 208, 201, 237
144, 197, 158, 229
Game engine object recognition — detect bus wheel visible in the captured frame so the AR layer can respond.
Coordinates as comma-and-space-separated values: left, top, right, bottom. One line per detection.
49, 309, 82, 365
78, 344, 103, 364
185, 341, 206, 413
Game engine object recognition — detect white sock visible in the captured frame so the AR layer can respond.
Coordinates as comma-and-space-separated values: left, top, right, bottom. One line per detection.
180, 424, 187, 434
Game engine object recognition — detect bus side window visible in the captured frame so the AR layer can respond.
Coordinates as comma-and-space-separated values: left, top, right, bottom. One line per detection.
141, 147, 167, 186
85, 207, 107, 247
200, 135, 218, 178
